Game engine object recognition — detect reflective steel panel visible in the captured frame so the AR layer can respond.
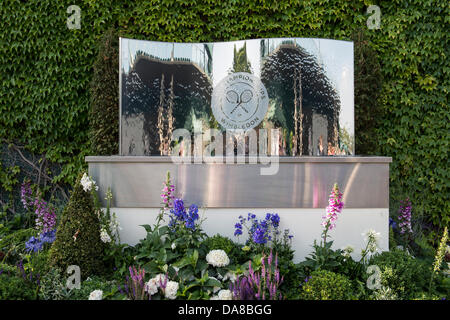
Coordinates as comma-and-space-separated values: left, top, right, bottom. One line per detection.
120, 38, 354, 156
86, 156, 391, 209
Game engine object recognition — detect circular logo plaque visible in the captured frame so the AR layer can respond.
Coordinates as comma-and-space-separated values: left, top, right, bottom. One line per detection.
211, 72, 269, 130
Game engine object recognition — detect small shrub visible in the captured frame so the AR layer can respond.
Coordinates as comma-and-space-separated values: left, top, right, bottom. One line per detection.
26, 250, 51, 277
0, 263, 18, 274
69, 275, 119, 300
300, 269, 353, 300
38, 268, 73, 300
367, 248, 432, 299
0, 269, 38, 300
49, 173, 105, 278
202, 234, 247, 265
203, 234, 235, 255
413, 292, 444, 300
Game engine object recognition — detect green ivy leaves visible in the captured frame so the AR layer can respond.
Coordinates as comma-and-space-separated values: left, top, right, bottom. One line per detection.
0, 0, 448, 237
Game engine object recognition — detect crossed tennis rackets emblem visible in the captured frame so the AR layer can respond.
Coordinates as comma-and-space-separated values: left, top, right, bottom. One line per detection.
211, 72, 268, 130
226, 89, 253, 114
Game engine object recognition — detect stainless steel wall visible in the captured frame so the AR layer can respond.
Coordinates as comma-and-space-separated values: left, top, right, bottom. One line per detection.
86, 156, 391, 209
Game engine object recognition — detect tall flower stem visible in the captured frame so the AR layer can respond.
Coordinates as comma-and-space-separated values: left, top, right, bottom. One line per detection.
157, 171, 175, 227
429, 227, 448, 292
321, 183, 344, 248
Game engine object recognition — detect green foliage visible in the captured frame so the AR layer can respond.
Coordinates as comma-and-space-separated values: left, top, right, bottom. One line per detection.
300, 269, 354, 300
0, 273, 38, 300
413, 292, 444, 300
389, 226, 397, 250
134, 222, 223, 300
89, 29, 119, 155
0, 0, 448, 240
202, 234, 247, 265
353, 29, 383, 155
69, 275, 119, 300
281, 262, 307, 299
203, 234, 235, 255
301, 240, 345, 272
231, 42, 252, 73
0, 263, 18, 274
49, 173, 105, 278
367, 248, 435, 299
22, 250, 52, 276
0, 228, 37, 264
0, 162, 20, 193
38, 268, 73, 300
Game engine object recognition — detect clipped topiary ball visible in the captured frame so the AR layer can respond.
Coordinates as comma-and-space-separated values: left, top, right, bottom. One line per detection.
49, 172, 105, 278
300, 269, 354, 300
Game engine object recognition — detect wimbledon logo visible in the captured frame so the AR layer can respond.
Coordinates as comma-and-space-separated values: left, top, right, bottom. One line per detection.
211, 72, 269, 130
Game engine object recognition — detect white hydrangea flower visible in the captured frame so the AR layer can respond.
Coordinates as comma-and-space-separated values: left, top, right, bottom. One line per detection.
206, 250, 230, 267
210, 295, 220, 300
164, 281, 179, 300
100, 228, 111, 243
80, 173, 98, 192
88, 289, 103, 300
217, 289, 233, 300
145, 278, 159, 295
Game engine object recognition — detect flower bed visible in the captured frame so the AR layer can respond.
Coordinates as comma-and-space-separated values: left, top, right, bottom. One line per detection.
0, 172, 448, 300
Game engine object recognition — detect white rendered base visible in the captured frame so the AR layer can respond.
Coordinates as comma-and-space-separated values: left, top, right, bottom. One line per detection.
111, 207, 389, 262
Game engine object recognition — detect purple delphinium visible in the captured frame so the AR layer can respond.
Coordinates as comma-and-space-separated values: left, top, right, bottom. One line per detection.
389, 217, 397, 230
252, 225, 269, 244
185, 204, 199, 230
234, 223, 243, 236
398, 198, 412, 234
234, 213, 291, 247
169, 198, 199, 231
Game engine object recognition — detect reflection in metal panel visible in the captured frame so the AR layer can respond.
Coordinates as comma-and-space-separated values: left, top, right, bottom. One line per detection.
120, 38, 354, 156
86, 156, 390, 209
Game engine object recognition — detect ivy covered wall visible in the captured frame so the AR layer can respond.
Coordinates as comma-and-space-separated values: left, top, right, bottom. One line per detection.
0, 1, 448, 238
